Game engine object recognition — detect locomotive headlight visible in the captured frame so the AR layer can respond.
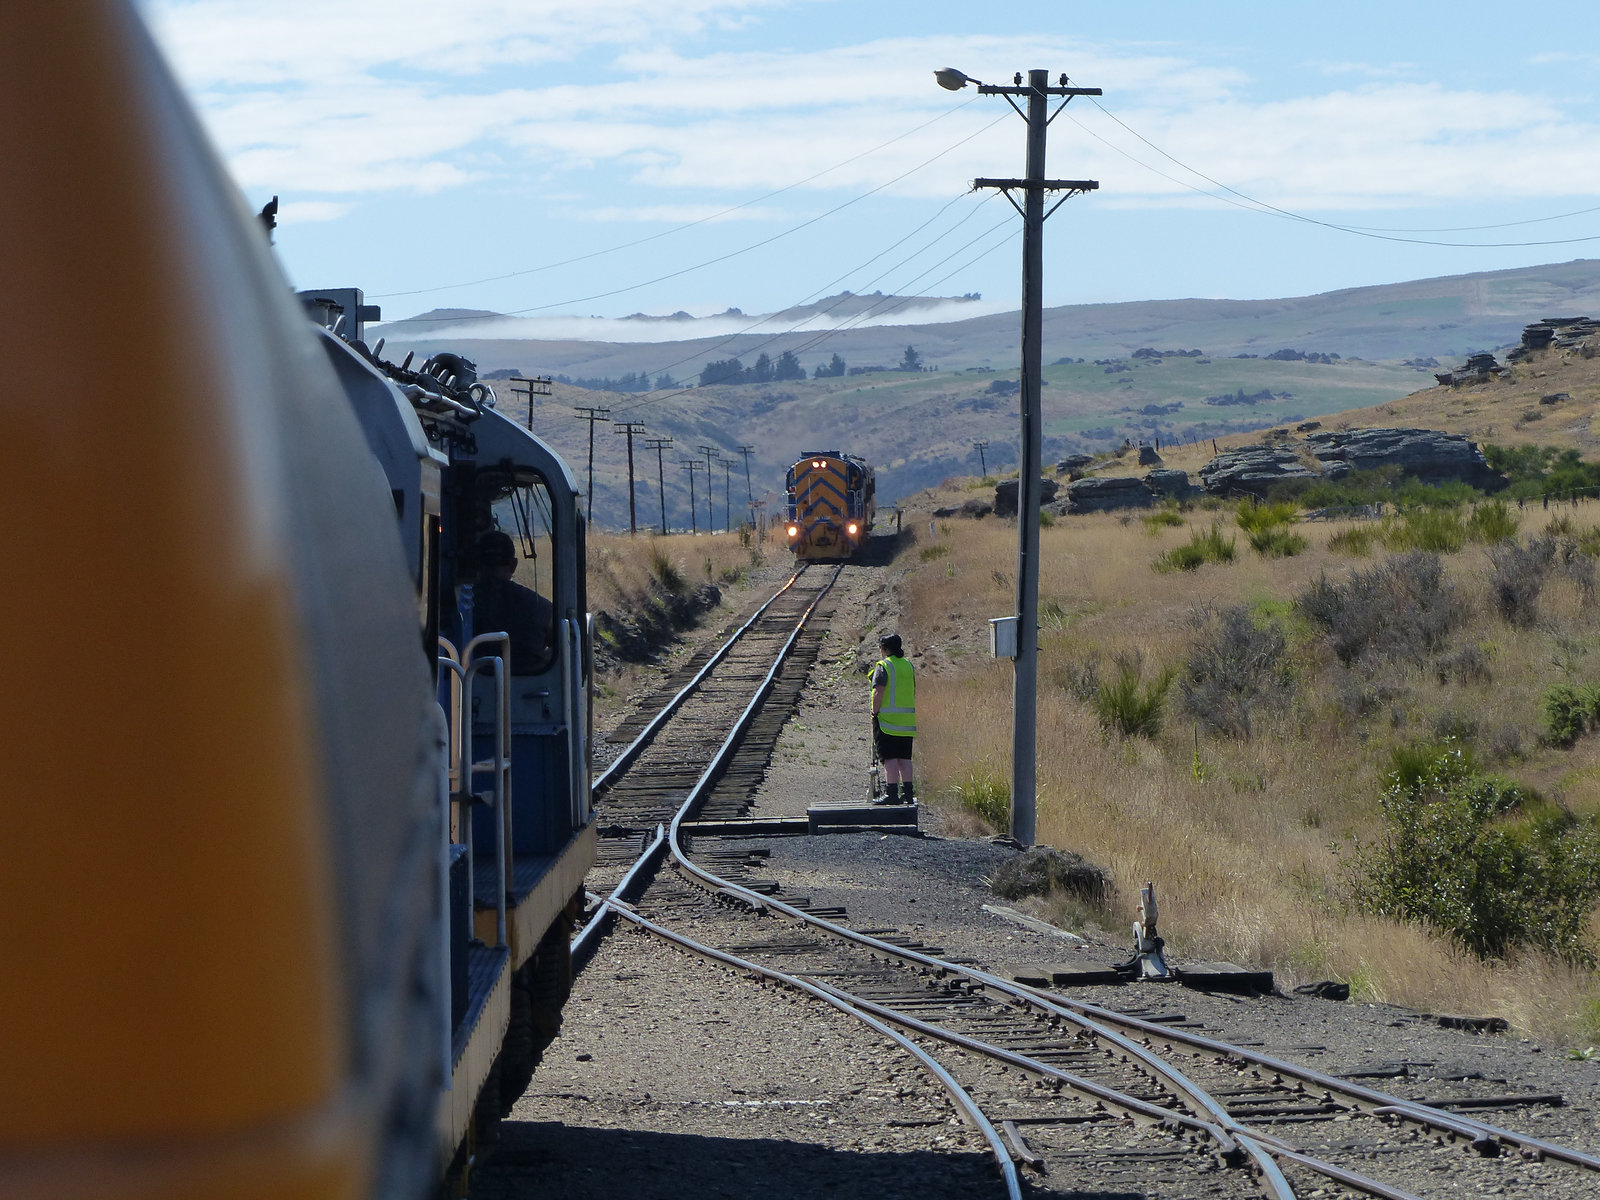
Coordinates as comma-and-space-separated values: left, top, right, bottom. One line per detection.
787, 525, 799, 537
813, 460, 824, 468
847, 523, 858, 534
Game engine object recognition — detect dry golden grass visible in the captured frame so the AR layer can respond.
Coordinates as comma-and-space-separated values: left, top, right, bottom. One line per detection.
587, 528, 772, 618
899, 498, 1600, 1042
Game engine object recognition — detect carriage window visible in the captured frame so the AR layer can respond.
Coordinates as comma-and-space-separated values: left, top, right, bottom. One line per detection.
475, 474, 557, 675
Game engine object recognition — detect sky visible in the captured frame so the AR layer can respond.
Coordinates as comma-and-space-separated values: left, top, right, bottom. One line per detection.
141, 1, 1600, 334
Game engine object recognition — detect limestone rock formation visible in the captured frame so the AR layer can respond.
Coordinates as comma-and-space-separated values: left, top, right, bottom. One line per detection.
993, 477, 1060, 517
1305, 428, 1498, 488
1066, 475, 1153, 513
1198, 447, 1318, 497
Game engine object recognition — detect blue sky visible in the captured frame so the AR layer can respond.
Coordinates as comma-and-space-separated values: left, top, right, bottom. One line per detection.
142, 1, 1600, 331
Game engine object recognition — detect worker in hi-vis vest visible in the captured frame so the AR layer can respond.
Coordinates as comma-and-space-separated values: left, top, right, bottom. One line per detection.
870, 632, 916, 805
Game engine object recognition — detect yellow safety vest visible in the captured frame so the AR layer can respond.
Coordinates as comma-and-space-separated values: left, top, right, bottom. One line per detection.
873, 655, 916, 736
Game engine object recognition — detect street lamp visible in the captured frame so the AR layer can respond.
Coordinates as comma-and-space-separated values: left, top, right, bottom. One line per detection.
934, 67, 977, 91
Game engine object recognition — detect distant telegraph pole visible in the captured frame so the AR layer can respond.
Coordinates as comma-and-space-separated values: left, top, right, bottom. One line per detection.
974, 439, 990, 477
737, 444, 757, 508
680, 459, 705, 534
645, 436, 673, 535
509, 375, 552, 430
940, 64, 1099, 848
721, 459, 734, 532
614, 421, 647, 535
574, 406, 611, 525
697, 445, 720, 533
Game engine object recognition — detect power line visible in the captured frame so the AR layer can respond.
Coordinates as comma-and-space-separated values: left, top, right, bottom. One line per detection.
1075, 99, 1600, 250
370, 99, 980, 301
383, 112, 1010, 328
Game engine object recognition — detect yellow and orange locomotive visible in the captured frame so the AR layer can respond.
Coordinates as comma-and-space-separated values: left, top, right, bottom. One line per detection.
785, 450, 876, 559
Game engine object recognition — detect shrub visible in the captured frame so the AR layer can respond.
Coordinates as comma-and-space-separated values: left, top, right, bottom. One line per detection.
950, 763, 1010, 830
1297, 552, 1465, 665
649, 545, 685, 594
1142, 510, 1184, 534
1487, 536, 1555, 628
1466, 499, 1519, 544
1095, 657, 1175, 738
1382, 508, 1465, 553
1435, 645, 1492, 686
1348, 745, 1600, 963
919, 543, 951, 562
1328, 526, 1377, 556
1235, 499, 1298, 536
1179, 605, 1291, 739
1153, 524, 1235, 572
1543, 683, 1600, 747
1249, 527, 1309, 557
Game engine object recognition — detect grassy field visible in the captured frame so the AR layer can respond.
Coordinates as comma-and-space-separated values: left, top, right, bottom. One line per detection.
896, 501, 1600, 1041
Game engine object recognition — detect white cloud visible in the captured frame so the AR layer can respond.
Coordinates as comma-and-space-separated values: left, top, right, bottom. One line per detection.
142, 4, 1600, 218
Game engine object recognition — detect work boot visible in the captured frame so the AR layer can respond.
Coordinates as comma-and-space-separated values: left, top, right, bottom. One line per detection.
901, 782, 916, 806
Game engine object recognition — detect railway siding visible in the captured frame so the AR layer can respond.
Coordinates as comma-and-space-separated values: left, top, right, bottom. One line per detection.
478, 549, 1600, 1200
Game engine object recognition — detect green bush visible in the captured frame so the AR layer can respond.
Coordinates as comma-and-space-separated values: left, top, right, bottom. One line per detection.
1543, 683, 1600, 747
1153, 524, 1235, 572
1095, 659, 1175, 738
1348, 745, 1600, 962
1383, 508, 1465, 554
1249, 527, 1309, 557
1328, 526, 1377, 556
1142, 510, 1184, 535
1466, 499, 1519, 543
950, 764, 1010, 830
1235, 499, 1298, 535
919, 543, 951, 562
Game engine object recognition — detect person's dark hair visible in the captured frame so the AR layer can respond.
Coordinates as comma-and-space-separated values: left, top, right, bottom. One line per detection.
879, 633, 903, 657
477, 530, 518, 569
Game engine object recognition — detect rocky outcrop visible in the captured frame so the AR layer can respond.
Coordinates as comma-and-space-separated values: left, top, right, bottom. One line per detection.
993, 478, 1060, 517
1198, 447, 1318, 497
1305, 428, 1498, 488
933, 498, 994, 519
1066, 475, 1153, 513
1508, 316, 1599, 361
1137, 444, 1163, 466
1433, 352, 1507, 386
1056, 453, 1096, 477
1145, 468, 1194, 499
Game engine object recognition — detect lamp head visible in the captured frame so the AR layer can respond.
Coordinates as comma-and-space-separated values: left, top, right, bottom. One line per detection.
934, 67, 972, 91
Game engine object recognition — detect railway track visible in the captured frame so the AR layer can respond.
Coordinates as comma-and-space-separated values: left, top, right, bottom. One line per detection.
569, 568, 1600, 1200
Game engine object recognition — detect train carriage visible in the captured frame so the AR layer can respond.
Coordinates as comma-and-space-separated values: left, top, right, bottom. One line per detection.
4, 4, 593, 1198
785, 450, 876, 559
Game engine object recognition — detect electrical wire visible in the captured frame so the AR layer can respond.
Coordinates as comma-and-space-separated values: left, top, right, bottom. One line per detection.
1078, 98, 1600, 249
369, 99, 981, 300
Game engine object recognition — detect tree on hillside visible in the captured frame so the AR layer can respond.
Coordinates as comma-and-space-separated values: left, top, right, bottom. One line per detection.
773, 349, 806, 381
654, 372, 678, 389
699, 357, 746, 387
750, 352, 774, 384
814, 352, 846, 379
901, 345, 922, 371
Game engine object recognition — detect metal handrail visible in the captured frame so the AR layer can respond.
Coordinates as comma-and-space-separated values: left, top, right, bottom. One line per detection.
463, 638, 510, 949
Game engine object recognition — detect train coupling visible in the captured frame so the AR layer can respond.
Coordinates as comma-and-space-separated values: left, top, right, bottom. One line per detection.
1123, 882, 1170, 980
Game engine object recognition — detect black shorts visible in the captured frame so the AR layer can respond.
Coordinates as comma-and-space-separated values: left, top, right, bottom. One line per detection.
874, 726, 914, 760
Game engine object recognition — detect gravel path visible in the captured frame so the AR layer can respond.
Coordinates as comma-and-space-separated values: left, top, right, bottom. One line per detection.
475, 541, 1600, 1198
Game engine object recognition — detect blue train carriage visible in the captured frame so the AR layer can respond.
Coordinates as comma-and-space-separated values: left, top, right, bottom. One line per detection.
3, 4, 592, 1200
785, 450, 877, 559
303, 292, 597, 1183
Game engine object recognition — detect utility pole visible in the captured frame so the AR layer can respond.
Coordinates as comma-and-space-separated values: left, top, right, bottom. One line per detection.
680, 459, 705, 534
737, 444, 757, 509
645, 436, 673, 535
614, 421, 647, 535
721, 459, 734, 533
950, 65, 1099, 848
974, 439, 990, 477
509, 375, 552, 431
697, 445, 720, 533
574, 406, 611, 525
